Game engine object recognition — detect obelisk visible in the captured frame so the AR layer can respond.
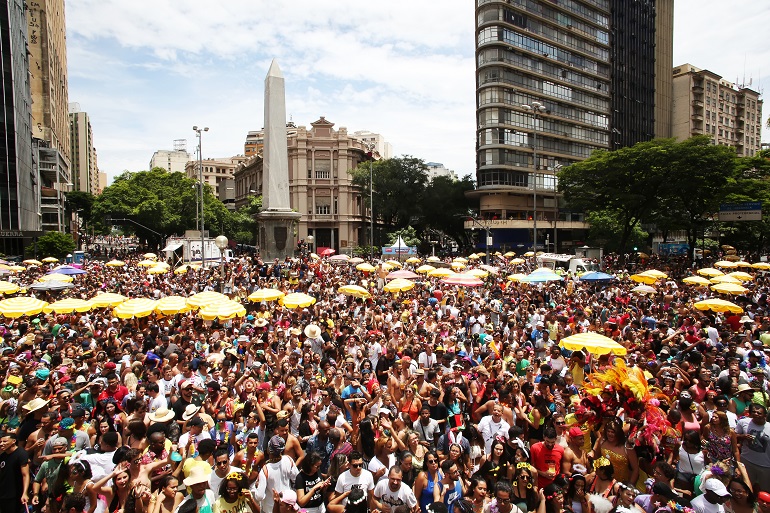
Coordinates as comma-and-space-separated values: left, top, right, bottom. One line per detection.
256, 60, 301, 260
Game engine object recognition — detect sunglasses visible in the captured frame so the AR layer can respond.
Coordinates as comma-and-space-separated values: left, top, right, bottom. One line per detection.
351, 463, 363, 468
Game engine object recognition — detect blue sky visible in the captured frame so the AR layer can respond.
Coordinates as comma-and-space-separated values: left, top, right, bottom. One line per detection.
66, 0, 770, 185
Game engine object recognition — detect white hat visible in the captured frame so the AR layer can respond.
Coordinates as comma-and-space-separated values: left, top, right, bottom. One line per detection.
149, 406, 175, 423
182, 466, 211, 486
182, 404, 201, 421
704, 478, 731, 497
304, 324, 322, 339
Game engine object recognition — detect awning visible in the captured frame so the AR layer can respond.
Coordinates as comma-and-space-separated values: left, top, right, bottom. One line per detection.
162, 242, 184, 252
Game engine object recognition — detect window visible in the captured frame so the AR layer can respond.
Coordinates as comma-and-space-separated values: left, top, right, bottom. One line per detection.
314, 160, 331, 179
315, 197, 331, 215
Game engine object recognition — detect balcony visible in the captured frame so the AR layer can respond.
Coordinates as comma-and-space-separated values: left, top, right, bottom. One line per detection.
691, 113, 704, 121
691, 126, 704, 135
692, 84, 704, 94
41, 186, 58, 198
692, 100, 704, 108
464, 218, 589, 230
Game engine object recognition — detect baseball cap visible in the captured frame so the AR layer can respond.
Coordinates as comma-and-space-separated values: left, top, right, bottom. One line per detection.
704, 479, 731, 497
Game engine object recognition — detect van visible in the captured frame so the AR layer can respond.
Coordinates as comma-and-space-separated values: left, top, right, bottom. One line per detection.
536, 253, 599, 274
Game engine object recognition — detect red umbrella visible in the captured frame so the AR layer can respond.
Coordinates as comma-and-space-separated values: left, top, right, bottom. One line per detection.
319, 248, 336, 257
386, 270, 419, 280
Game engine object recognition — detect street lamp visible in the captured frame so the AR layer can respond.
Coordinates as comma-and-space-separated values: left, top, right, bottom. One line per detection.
521, 101, 546, 253
193, 125, 209, 264
362, 142, 377, 261
215, 235, 228, 293
552, 163, 563, 252
306, 234, 315, 258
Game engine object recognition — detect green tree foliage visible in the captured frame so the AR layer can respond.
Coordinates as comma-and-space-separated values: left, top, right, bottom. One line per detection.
386, 226, 421, 247
91, 168, 255, 245
585, 211, 648, 254
30, 231, 76, 259
349, 157, 478, 249
65, 191, 96, 221
719, 153, 770, 253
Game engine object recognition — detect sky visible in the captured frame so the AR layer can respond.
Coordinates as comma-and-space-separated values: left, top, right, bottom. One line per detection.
65, 0, 770, 186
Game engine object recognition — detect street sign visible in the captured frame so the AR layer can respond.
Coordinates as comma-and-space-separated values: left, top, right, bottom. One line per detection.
719, 202, 762, 221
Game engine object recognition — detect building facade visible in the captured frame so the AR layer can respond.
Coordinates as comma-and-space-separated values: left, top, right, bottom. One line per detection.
235, 117, 370, 254
350, 130, 393, 159
425, 162, 459, 181
672, 64, 763, 156
150, 141, 191, 173
68, 103, 99, 194
0, 0, 40, 255
28, 0, 70, 233
185, 156, 246, 201
472, 0, 673, 252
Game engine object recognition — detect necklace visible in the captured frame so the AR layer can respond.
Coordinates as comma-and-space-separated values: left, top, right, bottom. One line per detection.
70, 432, 77, 451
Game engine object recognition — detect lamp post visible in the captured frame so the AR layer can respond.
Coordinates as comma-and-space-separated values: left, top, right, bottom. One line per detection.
467, 216, 492, 265
215, 235, 228, 293
193, 125, 209, 264
362, 142, 377, 261
521, 101, 546, 253
305, 234, 314, 259
552, 163, 563, 252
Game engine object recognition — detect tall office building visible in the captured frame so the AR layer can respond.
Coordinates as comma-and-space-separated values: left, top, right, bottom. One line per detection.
149, 140, 191, 173
28, 0, 70, 233
69, 103, 99, 194
472, 0, 673, 252
672, 64, 763, 157
0, 0, 40, 255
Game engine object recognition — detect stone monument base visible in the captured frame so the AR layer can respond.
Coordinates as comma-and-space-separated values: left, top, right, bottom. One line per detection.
256, 209, 302, 261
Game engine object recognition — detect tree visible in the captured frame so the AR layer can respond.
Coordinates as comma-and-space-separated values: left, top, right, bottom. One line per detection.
386, 226, 421, 247
65, 191, 96, 220
719, 153, 770, 254
31, 231, 76, 259
421, 175, 478, 248
558, 139, 674, 254
349, 156, 428, 231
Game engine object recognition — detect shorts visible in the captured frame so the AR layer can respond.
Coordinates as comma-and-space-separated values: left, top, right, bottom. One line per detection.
742, 460, 770, 493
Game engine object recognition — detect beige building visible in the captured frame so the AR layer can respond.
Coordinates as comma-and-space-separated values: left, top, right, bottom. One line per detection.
68, 103, 99, 194
672, 64, 763, 156
185, 156, 247, 201
28, 0, 71, 233
97, 172, 108, 195
150, 141, 191, 173
350, 130, 393, 159
235, 117, 370, 253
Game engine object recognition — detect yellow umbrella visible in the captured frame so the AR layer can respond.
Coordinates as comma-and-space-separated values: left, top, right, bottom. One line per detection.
385, 260, 402, 268
0, 296, 48, 318
338, 285, 371, 298
153, 262, 170, 269
43, 298, 92, 314
41, 257, 58, 263
752, 262, 770, 270
451, 262, 466, 270
7, 266, 25, 272
105, 260, 126, 267
356, 263, 376, 272
114, 298, 157, 319
711, 283, 748, 295
349, 257, 365, 265
504, 252, 516, 258
480, 264, 500, 274
281, 293, 316, 309
310, 253, 320, 260
415, 265, 436, 274
715, 260, 738, 268
198, 301, 247, 321
735, 261, 752, 268
453, 257, 468, 263
693, 298, 743, 314
464, 268, 489, 278
559, 332, 627, 356
476, 252, 487, 257
38, 273, 74, 282
682, 276, 712, 286
187, 291, 230, 309
88, 293, 127, 308
137, 259, 157, 267
380, 263, 394, 271
510, 258, 526, 265
428, 268, 455, 278
405, 257, 421, 264
147, 266, 168, 275
524, 251, 535, 257
710, 275, 742, 284
23, 259, 42, 266
426, 256, 441, 263
697, 268, 724, 277
629, 274, 658, 285
631, 284, 657, 294
640, 269, 667, 279
155, 296, 191, 315
726, 271, 753, 281
247, 289, 285, 302
0, 281, 20, 294
143, 253, 158, 260
507, 273, 528, 282
173, 265, 189, 275
383, 278, 416, 293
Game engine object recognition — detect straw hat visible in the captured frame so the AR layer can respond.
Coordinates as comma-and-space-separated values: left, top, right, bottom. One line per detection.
304, 324, 322, 339
22, 397, 50, 412
182, 404, 201, 421
148, 406, 175, 423
183, 466, 211, 486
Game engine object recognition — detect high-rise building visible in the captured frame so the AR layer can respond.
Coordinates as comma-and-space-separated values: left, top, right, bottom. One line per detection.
425, 162, 458, 182
149, 140, 191, 173
0, 0, 40, 255
234, 117, 370, 252
185, 156, 246, 202
68, 103, 99, 194
350, 130, 393, 159
672, 64, 763, 157
471, 0, 673, 252
28, 0, 70, 234
97, 171, 108, 194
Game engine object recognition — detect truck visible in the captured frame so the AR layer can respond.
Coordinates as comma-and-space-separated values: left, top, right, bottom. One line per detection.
162, 232, 233, 265
536, 253, 600, 274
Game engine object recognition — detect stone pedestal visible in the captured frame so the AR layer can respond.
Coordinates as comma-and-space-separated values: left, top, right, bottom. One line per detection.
257, 209, 302, 261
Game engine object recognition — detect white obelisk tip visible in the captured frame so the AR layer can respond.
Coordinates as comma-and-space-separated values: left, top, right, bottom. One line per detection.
267, 59, 283, 78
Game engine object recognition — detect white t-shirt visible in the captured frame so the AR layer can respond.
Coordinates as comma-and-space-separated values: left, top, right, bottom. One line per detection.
368, 454, 396, 483
478, 415, 510, 454
418, 352, 437, 369
335, 469, 375, 505
209, 466, 244, 499
255, 456, 299, 513
690, 493, 725, 513
374, 480, 418, 511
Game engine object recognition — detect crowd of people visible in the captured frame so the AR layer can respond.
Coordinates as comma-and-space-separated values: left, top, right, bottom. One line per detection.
1, 250, 770, 513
